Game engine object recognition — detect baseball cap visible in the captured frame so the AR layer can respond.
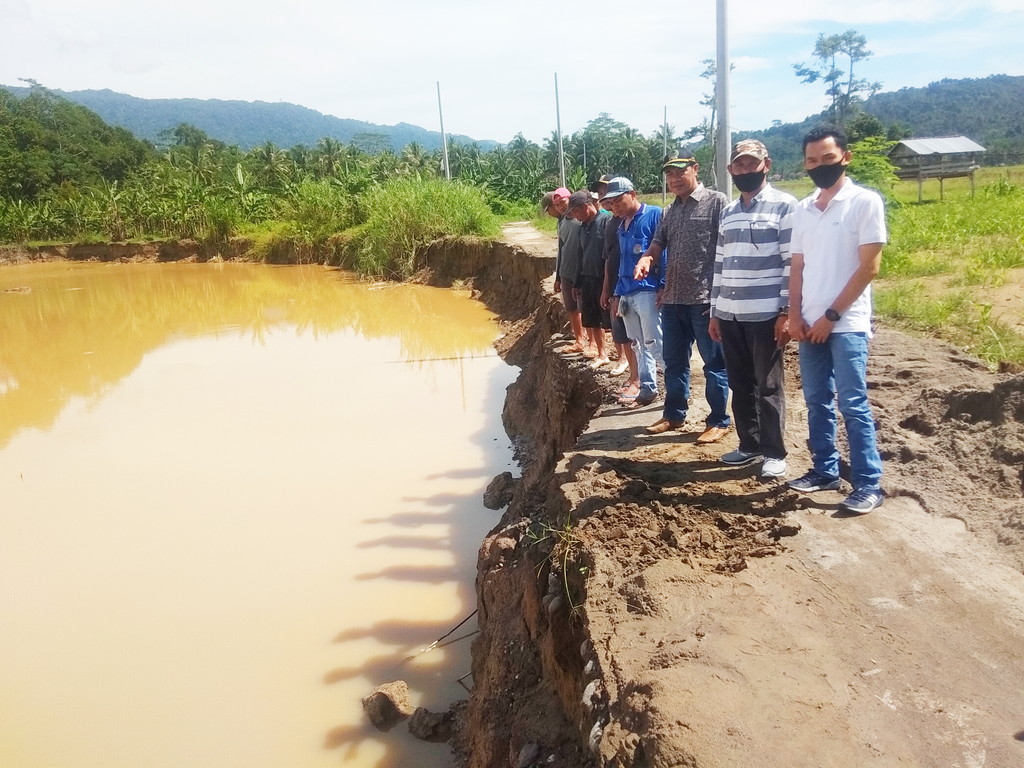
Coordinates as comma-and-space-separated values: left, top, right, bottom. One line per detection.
598, 177, 634, 201
662, 152, 698, 172
730, 139, 769, 162
565, 189, 597, 214
539, 187, 571, 213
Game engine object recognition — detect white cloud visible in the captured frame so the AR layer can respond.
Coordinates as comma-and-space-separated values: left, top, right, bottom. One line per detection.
1, 0, 1021, 144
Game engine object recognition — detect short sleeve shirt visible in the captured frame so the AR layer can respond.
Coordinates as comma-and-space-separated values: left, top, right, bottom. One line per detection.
791, 178, 887, 335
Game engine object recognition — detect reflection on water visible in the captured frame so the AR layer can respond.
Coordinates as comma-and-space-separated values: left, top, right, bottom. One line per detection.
0, 263, 516, 768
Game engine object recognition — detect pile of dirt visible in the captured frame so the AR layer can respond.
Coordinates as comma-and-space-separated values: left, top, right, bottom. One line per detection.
454, 224, 1024, 768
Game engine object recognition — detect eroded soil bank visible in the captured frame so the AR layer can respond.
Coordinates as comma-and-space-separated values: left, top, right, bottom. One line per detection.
429, 228, 1024, 768
7, 234, 1024, 767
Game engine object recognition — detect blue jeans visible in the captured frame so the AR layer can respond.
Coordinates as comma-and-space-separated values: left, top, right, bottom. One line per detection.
661, 304, 730, 427
798, 333, 882, 490
619, 290, 662, 397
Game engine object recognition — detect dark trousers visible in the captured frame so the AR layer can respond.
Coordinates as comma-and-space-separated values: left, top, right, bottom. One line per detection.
718, 317, 786, 459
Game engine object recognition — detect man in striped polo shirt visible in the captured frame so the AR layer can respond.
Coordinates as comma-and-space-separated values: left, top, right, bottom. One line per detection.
709, 139, 797, 478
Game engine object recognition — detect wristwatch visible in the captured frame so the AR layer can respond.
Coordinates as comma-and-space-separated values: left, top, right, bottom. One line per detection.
824, 308, 841, 322
778, 305, 789, 317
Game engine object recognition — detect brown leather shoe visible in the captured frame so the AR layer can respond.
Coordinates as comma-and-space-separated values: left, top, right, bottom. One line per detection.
646, 418, 684, 434
695, 425, 730, 444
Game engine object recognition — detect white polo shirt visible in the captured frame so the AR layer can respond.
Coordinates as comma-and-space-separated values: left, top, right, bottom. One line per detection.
790, 177, 886, 335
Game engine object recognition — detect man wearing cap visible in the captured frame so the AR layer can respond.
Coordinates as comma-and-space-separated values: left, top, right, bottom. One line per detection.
596, 175, 640, 397
565, 189, 612, 367
634, 154, 730, 443
709, 139, 797, 478
542, 187, 587, 354
601, 177, 664, 407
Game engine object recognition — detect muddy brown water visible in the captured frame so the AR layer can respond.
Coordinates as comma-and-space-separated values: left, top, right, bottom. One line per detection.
0, 262, 516, 768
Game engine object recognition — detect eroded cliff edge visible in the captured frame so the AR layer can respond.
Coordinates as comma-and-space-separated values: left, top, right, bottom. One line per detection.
423, 232, 1024, 768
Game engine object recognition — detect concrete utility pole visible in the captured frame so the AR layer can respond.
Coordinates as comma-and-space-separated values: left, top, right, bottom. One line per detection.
554, 72, 566, 188
715, 0, 732, 199
662, 105, 668, 205
437, 81, 451, 180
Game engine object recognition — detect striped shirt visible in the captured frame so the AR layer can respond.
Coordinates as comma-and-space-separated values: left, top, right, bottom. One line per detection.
711, 184, 797, 322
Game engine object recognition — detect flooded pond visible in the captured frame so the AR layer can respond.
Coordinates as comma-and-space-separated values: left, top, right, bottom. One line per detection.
0, 262, 517, 768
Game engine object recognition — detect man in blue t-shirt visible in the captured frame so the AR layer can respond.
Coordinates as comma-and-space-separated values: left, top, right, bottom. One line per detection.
599, 177, 664, 407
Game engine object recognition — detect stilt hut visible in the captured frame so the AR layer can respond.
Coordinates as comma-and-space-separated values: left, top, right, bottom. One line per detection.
889, 137, 986, 202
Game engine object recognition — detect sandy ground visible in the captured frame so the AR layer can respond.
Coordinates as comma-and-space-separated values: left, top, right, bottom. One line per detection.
486, 222, 1024, 768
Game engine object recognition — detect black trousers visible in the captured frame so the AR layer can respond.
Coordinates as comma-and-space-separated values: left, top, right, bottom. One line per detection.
718, 317, 787, 459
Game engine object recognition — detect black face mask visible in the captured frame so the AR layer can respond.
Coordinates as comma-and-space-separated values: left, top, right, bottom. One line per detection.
807, 162, 847, 189
732, 170, 766, 193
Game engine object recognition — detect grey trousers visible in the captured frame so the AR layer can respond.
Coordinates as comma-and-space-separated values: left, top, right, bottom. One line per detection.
718, 317, 787, 459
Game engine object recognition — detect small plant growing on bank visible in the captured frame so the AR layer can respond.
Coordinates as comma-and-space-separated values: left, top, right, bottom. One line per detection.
527, 516, 588, 615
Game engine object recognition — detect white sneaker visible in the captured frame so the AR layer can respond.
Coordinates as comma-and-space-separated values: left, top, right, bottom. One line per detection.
761, 457, 788, 478
610, 360, 629, 376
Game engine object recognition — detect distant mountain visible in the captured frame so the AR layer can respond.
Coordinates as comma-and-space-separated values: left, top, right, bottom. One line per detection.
732, 74, 1024, 173
0, 85, 500, 153
862, 74, 1024, 159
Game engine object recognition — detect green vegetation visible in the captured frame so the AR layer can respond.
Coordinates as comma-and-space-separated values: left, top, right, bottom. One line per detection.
349, 178, 499, 278
0, 84, 154, 199
865, 75, 1024, 165
0, 84, 502, 278
793, 30, 881, 127
874, 169, 1024, 367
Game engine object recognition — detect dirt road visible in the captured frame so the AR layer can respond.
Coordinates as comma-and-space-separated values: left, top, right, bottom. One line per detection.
463, 223, 1024, 767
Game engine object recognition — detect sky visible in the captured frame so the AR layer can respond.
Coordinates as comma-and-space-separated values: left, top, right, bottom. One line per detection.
2, 0, 1022, 146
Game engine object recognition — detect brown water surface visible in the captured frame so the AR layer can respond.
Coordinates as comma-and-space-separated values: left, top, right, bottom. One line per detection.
0, 262, 515, 768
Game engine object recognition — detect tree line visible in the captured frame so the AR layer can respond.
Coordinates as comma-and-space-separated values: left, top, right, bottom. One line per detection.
0, 84, 681, 249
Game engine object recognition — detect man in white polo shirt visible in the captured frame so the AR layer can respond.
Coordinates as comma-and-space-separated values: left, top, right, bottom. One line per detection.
787, 127, 886, 514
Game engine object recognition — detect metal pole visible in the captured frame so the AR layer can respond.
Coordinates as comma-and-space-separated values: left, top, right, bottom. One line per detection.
437, 81, 451, 180
662, 105, 668, 205
715, 0, 732, 199
554, 72, 566, 188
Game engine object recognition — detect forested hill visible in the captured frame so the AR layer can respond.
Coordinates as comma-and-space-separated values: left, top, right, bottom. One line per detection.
736, 74, 1024, 173
863, 74, 1024, 158
0, 85, 499, 153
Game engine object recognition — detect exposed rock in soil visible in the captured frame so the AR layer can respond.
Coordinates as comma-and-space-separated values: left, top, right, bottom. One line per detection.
361, 680, 415, 732
483, 471, 517, 510
408, 706, 456, 743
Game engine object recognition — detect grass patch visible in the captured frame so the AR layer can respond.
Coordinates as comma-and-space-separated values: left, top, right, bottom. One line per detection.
345, 178, 500, 279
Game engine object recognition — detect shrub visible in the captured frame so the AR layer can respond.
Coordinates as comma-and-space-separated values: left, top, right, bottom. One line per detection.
347, 178, 500, 279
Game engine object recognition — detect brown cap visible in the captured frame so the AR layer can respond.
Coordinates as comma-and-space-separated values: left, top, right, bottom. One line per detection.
730, 139, 769, 162
565, 189, 597, 214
